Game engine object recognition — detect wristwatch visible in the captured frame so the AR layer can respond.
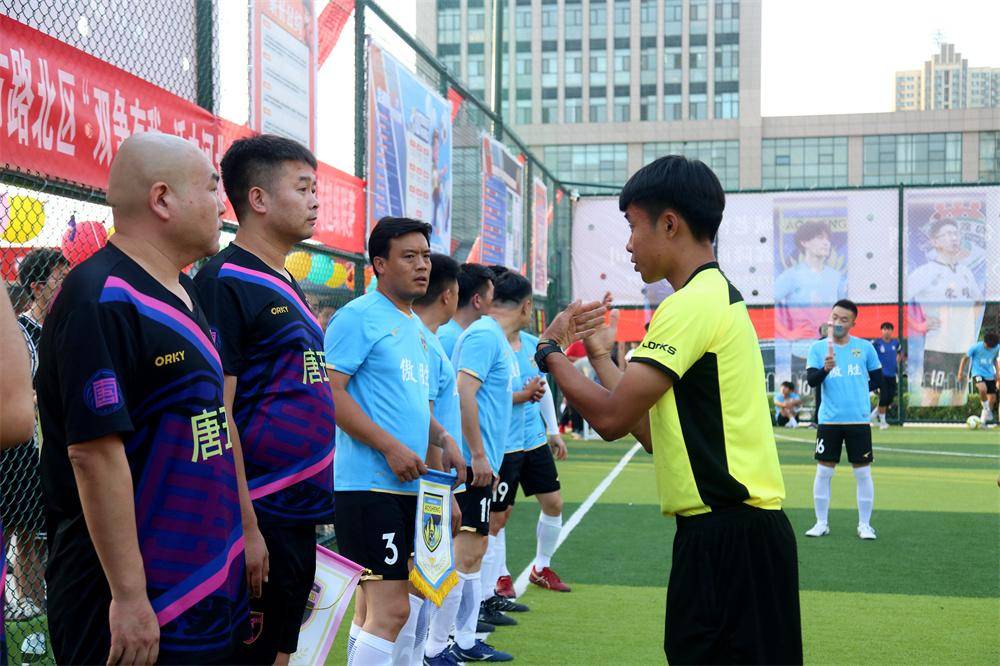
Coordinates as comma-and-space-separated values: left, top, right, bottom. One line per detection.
534, 338, 564, 373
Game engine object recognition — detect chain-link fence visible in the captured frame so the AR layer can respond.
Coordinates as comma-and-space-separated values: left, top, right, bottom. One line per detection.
571, 182, 1000, 425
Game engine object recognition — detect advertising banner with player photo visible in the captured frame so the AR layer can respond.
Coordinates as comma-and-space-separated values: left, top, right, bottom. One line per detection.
531, 178, 549, 296
251, 0, 316, 149
480, 134, 524, 270
905, 188, 990, 408
772, 196, 849, 405
367, 40, 453, 254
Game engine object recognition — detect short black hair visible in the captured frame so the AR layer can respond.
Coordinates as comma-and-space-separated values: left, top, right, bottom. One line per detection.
618, 155, 725, 242
220, 134, 317, 220
18, 248, 70, 298
794, 220, 832, 249
368, 217, 432, 276
881, 322, 894, 330
7, 282, 30, 313
414, 253, 460, 306
833, 299, 858, 317
488, 265, 509, 279
929, 218, 958, 237
781, 381, 795, 391
493, 271, 532, 306
985, 332, 999, 347
457, 263, 495, 308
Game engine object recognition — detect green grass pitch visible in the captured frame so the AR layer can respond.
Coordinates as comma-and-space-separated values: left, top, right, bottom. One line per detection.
328, 426, 999, 664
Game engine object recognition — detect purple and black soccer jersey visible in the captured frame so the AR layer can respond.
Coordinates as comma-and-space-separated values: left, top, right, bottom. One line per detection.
194, 245, 336, 525
36, 244, 247, 663
36, 244, 246, 663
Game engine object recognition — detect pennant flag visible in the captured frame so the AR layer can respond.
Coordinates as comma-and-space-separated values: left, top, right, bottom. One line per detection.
410, 470, 459, 605
555, 189, 564, 204
317, 0, 355, 67
290, 546, 364, 665
447, 87, 464, 122
517, 153, 527, 166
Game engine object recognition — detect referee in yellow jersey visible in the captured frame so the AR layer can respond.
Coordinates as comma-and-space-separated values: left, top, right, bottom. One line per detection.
536, 156, 801, 664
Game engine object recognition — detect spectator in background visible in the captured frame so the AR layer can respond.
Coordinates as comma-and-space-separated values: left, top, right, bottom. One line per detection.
774, 382, 802, 428
0, 285, 35, 446
1, 249, 70, 621
7, 282, 31, 315
871, 322, 903, 430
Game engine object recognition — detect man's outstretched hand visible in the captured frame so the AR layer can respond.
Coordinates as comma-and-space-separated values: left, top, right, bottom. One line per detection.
540, 300, 607, 349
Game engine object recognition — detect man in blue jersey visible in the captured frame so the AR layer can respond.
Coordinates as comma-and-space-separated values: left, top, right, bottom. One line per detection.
959, 332, 999, 425
449, 273, 526, 662
37, 134, 247, 664
774, 381, 802, 427
805, 300, 883, 540
870, 322, 903, 430
194, 134, 335, 664
438, 263, 495, 358
325, 218, 464, 666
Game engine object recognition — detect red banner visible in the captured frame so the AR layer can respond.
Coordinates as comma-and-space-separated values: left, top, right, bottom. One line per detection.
1, 14, 221, 190
0, 15, 366, 256
314, 162, 365, 254
317, 0, 354, 66
447, 87, 463, 122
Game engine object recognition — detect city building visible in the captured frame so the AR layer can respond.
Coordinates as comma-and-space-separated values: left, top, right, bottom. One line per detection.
417, 1, 999, 189
894, 43, 999, 112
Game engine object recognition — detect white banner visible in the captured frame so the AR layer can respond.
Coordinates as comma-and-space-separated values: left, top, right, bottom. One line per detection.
290, 546, 363, 666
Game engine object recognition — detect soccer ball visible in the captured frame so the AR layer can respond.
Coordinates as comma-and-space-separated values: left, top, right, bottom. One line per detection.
966, 415, 982, 430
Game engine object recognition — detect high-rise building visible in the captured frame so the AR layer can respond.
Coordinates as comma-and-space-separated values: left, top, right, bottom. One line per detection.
894, 43, 999, 111
417, 2, 998, 189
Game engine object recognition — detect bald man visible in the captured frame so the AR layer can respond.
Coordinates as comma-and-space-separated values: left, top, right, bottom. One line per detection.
36, 133, 249, 665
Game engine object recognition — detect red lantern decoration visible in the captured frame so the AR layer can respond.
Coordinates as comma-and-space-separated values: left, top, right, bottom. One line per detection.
62, 218, 109, 266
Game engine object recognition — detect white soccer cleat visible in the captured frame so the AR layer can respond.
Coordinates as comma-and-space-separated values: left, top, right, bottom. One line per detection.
857, 524, 877, 540
805, 522, 830, 537
879, 423, 889, 430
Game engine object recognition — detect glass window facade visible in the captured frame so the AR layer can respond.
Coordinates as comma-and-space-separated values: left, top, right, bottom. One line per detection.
715, 43, 739, 83
640, 0, 658, 36
590, 3, 607, 40
980, 131, 999, 181
541, 97, 558, 124
614, 94, 630, 121
437, 7, 460, 45
689, 93, 707, 119
565, 4, 584, 39
516, 52, 532, 88
516, 98, 532, 125
664, 93, 682, 120
541, 5, 558, 40
543, 144, 628, 185
862, 133, 962, 185
613, 1, 630, 38
614, 48, 630, 85
590, 97, 608, 122
640, 47, 657, 85
541, 53, 558, 87
689, 0, 708, 35
664, 0, 682, 36
690, 47, 708, 83
714, 0, 739, 34
467, 5, 485, 42
590, 52, 608, 87
641, 91, 658, 121
714, 92, 738, 119
643, 140, 739, 189
565, 98, 583, 123
664, 47, 682, 84
763, 137, 849, 188
565, 51, 583, 87
467, 58, 485, 93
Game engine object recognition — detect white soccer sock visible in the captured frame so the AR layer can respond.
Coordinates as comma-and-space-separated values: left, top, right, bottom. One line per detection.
354, 630, 395, 666
409, 598, 432, 666
533, 512, 562, 570
870, 405, 879, 420
347, 622, 362, 665
390, 594, 423, 665
813, 465, 835, 525
426, 578, 463, 657
853, 465, 874, 527
497, 528, 510, 578
879, 413, 887, 426
481, 535, 498, 598
455, 570, 482, 650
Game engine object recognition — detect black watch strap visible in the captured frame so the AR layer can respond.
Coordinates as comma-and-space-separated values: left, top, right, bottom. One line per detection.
534, 340, 564, 373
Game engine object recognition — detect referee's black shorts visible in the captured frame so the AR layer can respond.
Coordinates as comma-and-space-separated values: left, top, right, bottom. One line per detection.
878, 375, 897, 407
665, 505, 802, 665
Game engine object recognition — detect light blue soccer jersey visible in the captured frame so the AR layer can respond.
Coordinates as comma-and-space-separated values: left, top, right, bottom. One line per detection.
968, 342, 999, 380
518, 331, 547, 451
421, 319, 462, 449
807, 336, 881, 424
774, 263, 847, 307
438, 319, 464, 359
452, 316, 514, 473
325, 291, 431, 494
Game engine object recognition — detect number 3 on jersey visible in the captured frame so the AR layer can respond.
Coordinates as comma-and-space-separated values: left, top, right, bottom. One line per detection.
382, 532, 398, 565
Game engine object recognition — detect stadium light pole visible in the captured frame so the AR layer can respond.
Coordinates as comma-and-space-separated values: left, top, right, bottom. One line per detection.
492, 0, 505, 139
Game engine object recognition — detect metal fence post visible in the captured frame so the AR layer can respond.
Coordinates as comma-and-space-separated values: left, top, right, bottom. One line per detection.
492, 0, 505, 138
195, 0, 215, 112
897, 184, 906, 426
354, 0, 367, 181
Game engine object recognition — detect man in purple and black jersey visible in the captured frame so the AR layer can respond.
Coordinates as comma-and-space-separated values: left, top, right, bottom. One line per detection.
195, 135, 336, 665
36, 133, 247, 664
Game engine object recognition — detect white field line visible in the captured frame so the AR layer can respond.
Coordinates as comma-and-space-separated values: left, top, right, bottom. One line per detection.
773, 432, 999, 459
513, 442, 643, 597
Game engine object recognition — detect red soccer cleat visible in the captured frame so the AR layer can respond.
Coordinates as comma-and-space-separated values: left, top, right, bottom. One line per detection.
495, 574, 516, 599
529, 566, 571, 592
